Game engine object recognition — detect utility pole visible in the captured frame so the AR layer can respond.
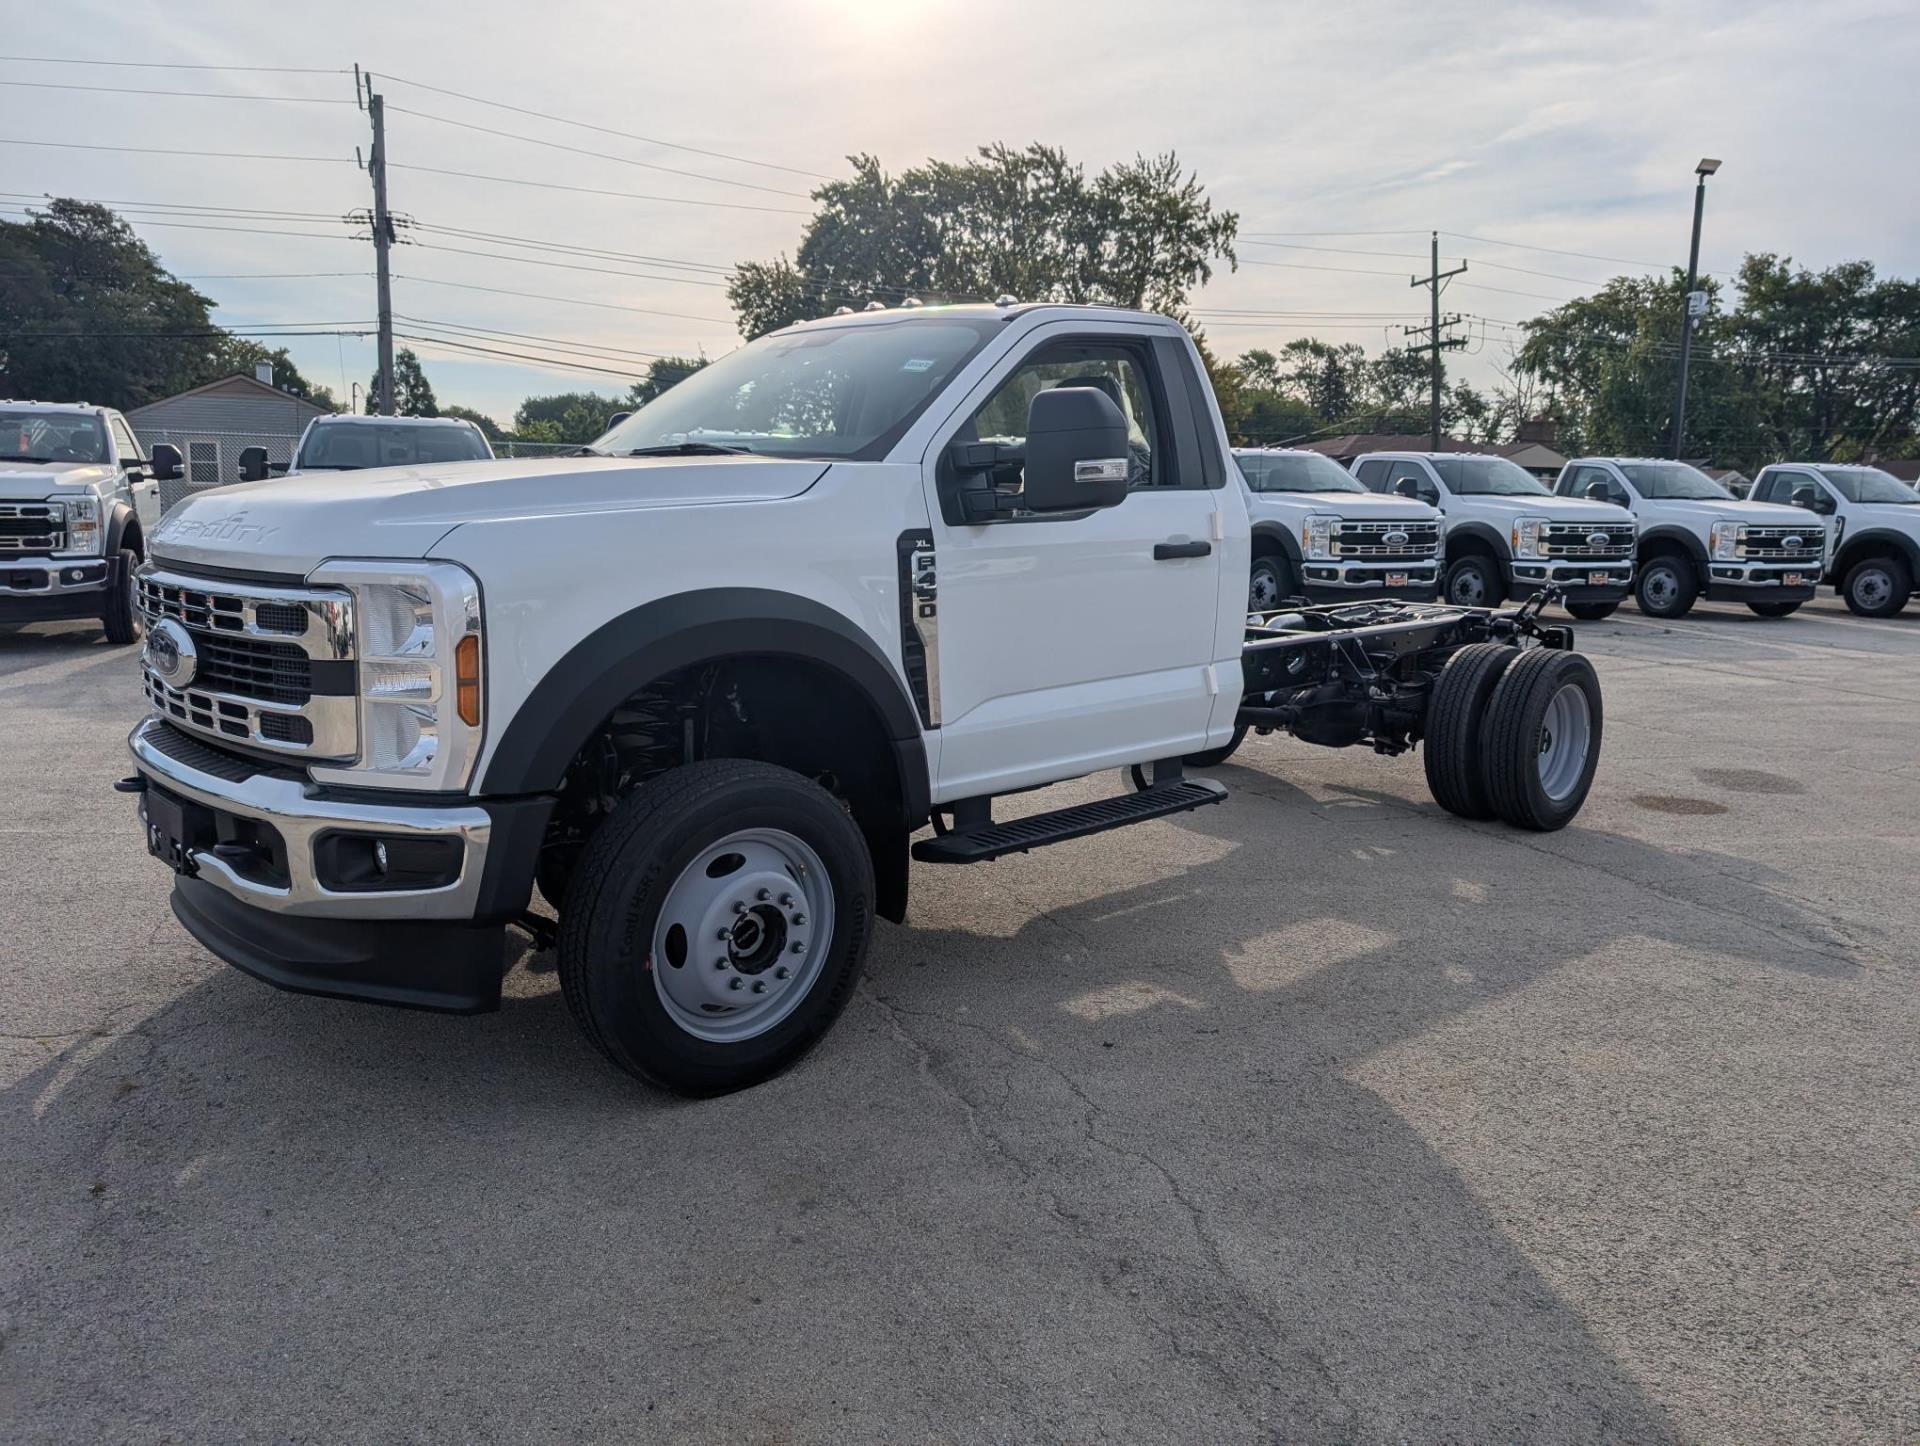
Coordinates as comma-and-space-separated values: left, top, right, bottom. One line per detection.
1405, 232, 1468, 450
1670, 158, 1721, 459
359, 67, 397, 416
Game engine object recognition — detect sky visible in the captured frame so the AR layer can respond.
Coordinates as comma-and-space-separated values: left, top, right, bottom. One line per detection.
9, 0, 1918, 426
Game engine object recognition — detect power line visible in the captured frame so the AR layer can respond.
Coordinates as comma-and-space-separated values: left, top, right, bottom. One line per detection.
397, 315, 681, 362
1240, 258, 1409, 278
387, 160, 810, 214
0, 136, 353, 164
384, 104, 811, 199
392, 272, 738, 321
0, 192, 350, 221
405, 239, 733, 292
13, 326, 373, 339
374, 71, 832, 181
394, 331, 648, 381
1443, 230, 1734, 279
2, 56, 347, 74
0, 206, 358, 242
396, 264, 728, 323
0, 78, 352, 103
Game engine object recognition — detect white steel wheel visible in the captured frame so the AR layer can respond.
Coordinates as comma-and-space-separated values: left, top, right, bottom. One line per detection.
651, 829, 835, 1045
1535, 681, 1593, 803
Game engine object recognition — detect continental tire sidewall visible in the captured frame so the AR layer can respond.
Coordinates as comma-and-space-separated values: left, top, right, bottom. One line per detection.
1480, 650, 1603, 832
561, 761, 874, 1095
101, 548, 143, 645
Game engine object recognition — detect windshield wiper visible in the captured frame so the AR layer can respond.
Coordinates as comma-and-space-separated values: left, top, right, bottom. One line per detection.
0, 453, 49, 463
622, 441, 754, 457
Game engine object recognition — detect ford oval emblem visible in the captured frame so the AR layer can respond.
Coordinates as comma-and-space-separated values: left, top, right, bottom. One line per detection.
1382, 530, 1409, 547
1783, 534, 1804, 549
144, 618, 198, 689
1586, 531, 1611, 548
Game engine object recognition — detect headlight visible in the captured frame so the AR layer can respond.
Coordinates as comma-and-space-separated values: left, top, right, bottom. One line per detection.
1510, 516, 1549, 559
1302, 514, 1339, 560
1709, 520, 1747, 560
305, 561, 483, 792
56, 495, 102, 556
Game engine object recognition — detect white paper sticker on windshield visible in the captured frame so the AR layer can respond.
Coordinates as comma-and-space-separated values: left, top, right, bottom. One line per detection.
901, 358, 936, 373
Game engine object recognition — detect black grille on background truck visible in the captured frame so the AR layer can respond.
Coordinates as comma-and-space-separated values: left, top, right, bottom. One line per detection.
0, 503, 64, 554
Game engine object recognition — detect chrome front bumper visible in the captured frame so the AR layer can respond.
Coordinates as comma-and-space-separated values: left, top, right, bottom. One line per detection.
0, 556, 112, 596
128, 715, 492, 921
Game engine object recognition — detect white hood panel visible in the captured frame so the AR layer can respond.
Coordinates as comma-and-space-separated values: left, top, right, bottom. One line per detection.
148, 455, 832, 575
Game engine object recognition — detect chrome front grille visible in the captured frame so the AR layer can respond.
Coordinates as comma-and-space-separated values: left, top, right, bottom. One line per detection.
1335, 519, 1441, 560
0, 502, 64, 554
137, 565, 357, 759
1741, 526, 1824, 562
1541, 522, 1635, 560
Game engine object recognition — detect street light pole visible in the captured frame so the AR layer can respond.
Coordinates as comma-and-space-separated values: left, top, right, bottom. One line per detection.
1670, 157, 1720, 459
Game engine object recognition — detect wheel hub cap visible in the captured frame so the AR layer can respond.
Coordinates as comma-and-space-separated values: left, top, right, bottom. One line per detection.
1536, 682, 1592, 802
1858, 571, 1891, 607
650, 828, 834, 1044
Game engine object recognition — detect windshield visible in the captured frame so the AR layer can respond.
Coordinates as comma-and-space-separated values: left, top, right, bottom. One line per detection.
591, 318, 998, 462
1433, 456, 1551, 496
0, 412, 108, 464
1618, 462, 1732, 500
1818, 466, 1918, 504
297, 421, 492, 470
1234, 451, 1364, 494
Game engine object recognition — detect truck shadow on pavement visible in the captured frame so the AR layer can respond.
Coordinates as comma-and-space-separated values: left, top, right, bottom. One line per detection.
1, 762, 1860, 1440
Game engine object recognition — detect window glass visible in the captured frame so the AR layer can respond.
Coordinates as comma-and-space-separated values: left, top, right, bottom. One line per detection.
1617, 461, 1730, 500
1354, 458, 1389, 491
596, 318, 996, 463
1431, 456, 1551, 496
1762, 470, 1818, 505
1386, 461, 1435, 498
109, 416, 141, 463
1233, 450, 1363, 493
298, 421, 493, 470
0, 411, 108, 463
965, 343, 1160, 489
1817, 466, 1918, 504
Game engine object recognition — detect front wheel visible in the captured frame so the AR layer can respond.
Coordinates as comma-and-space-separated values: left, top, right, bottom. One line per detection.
1746, 600, 1802, 618
1841, 557, 1911, 617
101, 549, 143, 645
1444, 556, 1506, 608
1479, 649, 1603, 831
1248, 555, 1296, 612
1634, 555, 1698, 618
1565, 601, 1618, 621
557, 759, 874, 1096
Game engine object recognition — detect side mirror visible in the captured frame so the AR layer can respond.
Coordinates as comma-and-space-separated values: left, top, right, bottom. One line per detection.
1393, 476, 1427, 502
237, 446, 271, 482
149, 443, 183, 482
1584, 480, 1612, 503
1018, 386, 1130, 512
1790, 486, 1817, 510
604, 411, 632, 432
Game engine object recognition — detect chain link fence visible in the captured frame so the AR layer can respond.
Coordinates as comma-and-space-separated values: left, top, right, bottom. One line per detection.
132, 428, 300, 512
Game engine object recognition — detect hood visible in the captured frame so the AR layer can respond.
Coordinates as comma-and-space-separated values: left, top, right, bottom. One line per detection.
1455, 493, 1634, 523
0, 461, 116, 498
1291, 490, 1439, 519
149, 454, 832, 574
1642, 496, 1814, 526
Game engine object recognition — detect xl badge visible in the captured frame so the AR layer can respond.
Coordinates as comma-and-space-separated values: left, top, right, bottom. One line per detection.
144, 618, 198, 689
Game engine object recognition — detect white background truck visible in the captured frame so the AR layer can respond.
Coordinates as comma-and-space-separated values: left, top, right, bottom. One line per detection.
237, 413, 497, 481
0, 400, 169, 643
1747, 462, 1920, 615
122, 303, 1605, 1095
1555, 457, 1826, 618
1234, 447, 1443, 610
1351, 451, 1638, 619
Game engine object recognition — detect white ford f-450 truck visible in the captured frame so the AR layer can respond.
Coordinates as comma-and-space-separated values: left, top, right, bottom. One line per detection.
122, 304, 1605, 1094
1747, 462, 1920, 616
1554, 457, 1825, 618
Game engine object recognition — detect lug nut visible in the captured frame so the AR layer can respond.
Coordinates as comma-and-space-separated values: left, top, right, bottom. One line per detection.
751, 981, 767, 994
728, 977, 743, 991
756, 888, 771, 901
774, 966, 790, 980
778, 893, 793, 908
790, 942, 804, 955
791, 913, 806, 927
732, 901, 747, 915
715, 958, 729, 970
717, 928, 731, 940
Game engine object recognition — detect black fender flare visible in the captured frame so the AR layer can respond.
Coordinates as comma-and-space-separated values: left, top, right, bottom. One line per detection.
478, 588, 931, 826
1440, 520, 1508, 575
1637, 524, 1707, 577
1833, 528, 1920, 579
1249, 521, 1303, 567
104, 500, 142, 558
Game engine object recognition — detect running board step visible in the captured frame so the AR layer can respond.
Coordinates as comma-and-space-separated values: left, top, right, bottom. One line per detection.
912, 778, 1228, 865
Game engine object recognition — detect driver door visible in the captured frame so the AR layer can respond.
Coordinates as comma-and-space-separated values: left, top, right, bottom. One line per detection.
918, 327, 1227, 802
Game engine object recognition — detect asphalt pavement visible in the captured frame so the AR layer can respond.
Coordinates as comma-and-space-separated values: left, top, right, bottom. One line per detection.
1, 594, 1915, 1443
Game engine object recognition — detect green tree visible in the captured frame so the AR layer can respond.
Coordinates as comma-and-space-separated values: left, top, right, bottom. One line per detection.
439, 404, 503, 441
367, 348, 438, 417
727, 145, 1237, 338
512, 390, 622, 444
629, 354, 708, 405
219, 340, 337, 410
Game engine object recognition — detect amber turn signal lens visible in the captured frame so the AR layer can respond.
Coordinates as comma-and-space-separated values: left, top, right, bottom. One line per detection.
454, 634, 481, 726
